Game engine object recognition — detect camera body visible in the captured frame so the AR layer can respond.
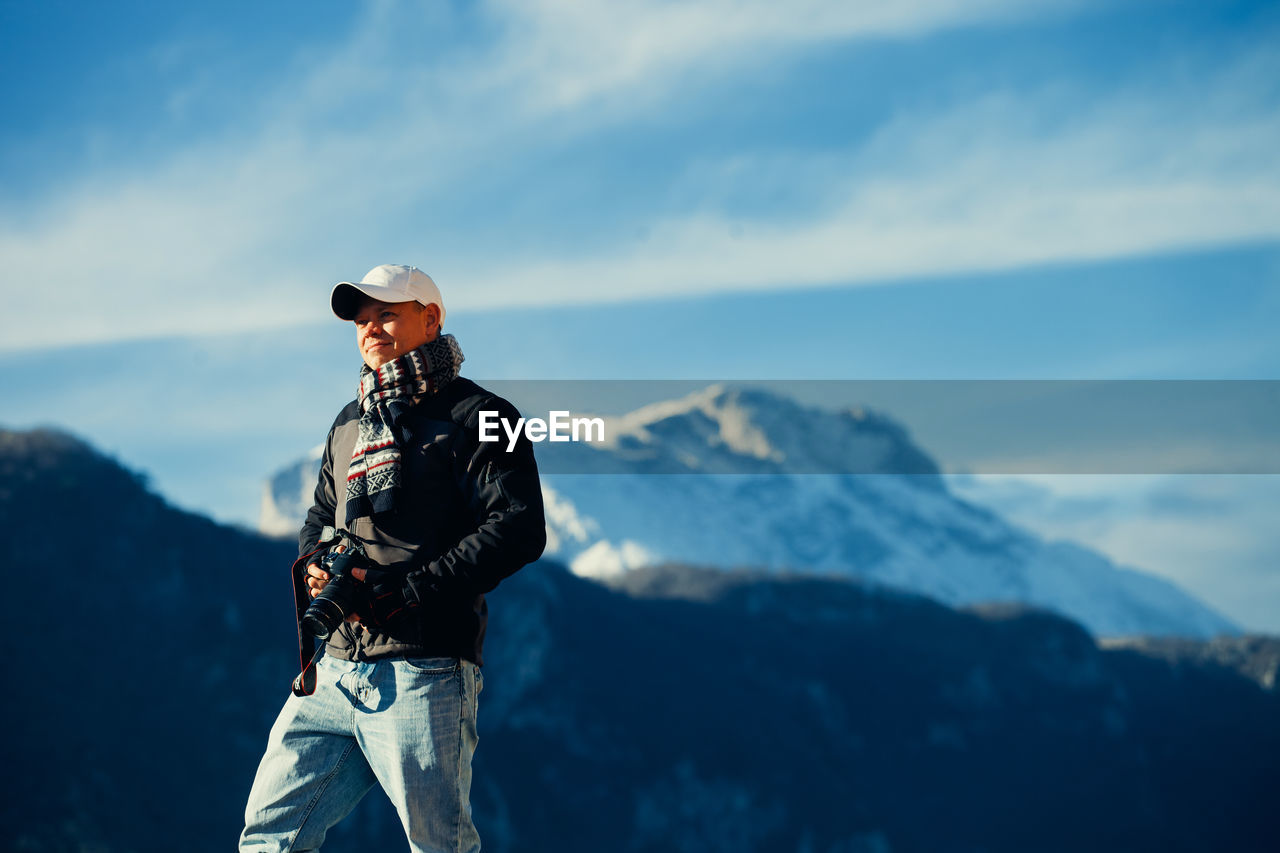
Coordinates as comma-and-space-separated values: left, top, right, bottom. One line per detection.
302, 541, 370, 640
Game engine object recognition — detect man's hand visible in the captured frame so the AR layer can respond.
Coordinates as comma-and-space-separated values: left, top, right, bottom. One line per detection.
354, 567, 420, 631
305, 545, 362, 623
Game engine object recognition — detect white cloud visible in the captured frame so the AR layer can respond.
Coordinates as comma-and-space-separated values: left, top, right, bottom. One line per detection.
460, 82, 1280, 305
2, 0, 1275, 350
474, 0, 1057, 115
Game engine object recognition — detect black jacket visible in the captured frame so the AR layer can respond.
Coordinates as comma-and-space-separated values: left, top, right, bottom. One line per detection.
298, 376, 546, 666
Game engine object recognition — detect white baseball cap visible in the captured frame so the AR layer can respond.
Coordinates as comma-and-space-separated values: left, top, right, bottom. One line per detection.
331, 264, 446, 323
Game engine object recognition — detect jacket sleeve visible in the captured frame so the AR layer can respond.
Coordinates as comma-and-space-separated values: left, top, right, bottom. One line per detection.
298, 428, 338, 559
405, 395, 547, 599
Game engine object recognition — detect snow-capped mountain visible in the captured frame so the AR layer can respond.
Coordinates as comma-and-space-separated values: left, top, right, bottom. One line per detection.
259, 443, 323, 537
261, 384, 1237, 638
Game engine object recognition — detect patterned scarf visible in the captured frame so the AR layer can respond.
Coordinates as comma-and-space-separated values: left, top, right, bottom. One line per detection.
345, 334, 465, 521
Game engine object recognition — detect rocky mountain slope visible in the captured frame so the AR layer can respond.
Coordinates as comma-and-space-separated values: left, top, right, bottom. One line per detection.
5, 426, 1275, 852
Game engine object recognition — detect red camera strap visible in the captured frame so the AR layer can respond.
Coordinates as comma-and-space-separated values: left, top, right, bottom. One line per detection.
290, 545, 329, 697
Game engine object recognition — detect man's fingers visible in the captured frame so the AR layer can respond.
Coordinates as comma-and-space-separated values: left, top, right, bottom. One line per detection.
305, 569, 329, 598
351, 566, 366, 582
304, 552, 339, 598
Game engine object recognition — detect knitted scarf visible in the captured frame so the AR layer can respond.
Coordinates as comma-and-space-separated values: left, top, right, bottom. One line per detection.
345, 334, 465, 521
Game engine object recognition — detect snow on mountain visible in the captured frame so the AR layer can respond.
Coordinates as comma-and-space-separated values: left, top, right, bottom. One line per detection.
259, 444, 323, 538
260, 384, 1237, 638
534, 383, 944, 477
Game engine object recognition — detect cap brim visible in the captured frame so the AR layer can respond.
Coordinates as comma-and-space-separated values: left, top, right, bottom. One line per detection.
330, 282, 419, 320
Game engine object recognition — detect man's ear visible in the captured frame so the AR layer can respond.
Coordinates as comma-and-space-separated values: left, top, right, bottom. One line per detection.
423, 303, 441, 335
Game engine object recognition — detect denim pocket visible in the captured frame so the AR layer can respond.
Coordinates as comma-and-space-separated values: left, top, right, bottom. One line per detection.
399, 655, 460, 674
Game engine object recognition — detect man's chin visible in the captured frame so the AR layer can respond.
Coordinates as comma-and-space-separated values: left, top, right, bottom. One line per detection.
363, 350, 395, 369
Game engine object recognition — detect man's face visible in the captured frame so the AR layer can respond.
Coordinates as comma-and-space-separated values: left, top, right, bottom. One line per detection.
353, 296, 440, 370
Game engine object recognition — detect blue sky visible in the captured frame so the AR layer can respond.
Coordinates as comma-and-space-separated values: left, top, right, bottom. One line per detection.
2, 0, 1278, 630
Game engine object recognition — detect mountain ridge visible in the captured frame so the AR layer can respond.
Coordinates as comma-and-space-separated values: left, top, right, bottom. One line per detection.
3, 425, 1277, 852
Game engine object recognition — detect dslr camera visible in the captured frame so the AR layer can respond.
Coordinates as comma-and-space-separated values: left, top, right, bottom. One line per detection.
302, 537, 371, 640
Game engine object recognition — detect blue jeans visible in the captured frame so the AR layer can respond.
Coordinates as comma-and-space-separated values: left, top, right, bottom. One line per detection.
240, 653, 483, 852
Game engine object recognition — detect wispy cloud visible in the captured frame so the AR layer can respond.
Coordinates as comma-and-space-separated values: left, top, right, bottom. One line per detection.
1, 0, 1274, 350
463, 70, 1280, 304
470, 0, 1061, 116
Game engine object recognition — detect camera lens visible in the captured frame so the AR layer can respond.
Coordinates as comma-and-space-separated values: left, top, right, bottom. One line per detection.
301, 545, 365, 640
302, 597, 345, 639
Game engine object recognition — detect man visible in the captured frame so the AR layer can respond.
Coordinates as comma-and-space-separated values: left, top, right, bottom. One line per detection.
240, 264, 546, 852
